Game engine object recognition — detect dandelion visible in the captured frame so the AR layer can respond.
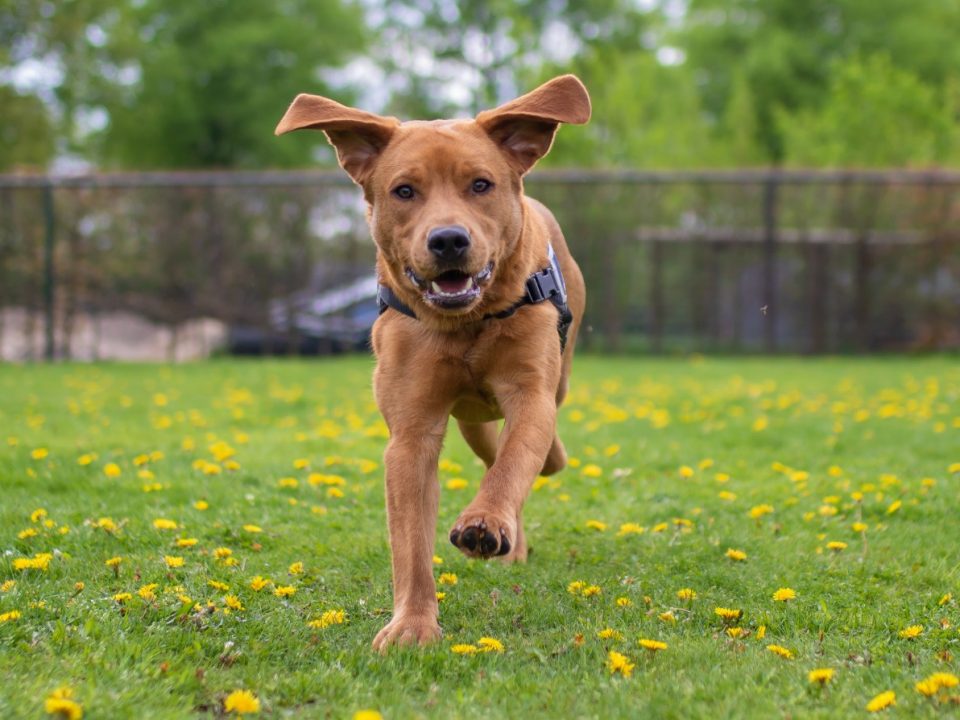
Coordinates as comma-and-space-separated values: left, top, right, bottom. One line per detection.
939, 593, 953, 606
756, 625, 766, 640
582, 464, 603, 478
249, 576, 270, 592
113, 593, 132, 603
772, 587, 797, 602
436, 592, 445, 602
194, 500, 209, 511
726, 627, 744, 638
826, 541, 847, 552
288, 562, 304, 575
725, 548, 747, 562
767, 644, 794, 660
137, 583, 159, 601
582, 585, 601, 597
639, 638, 668, 652
749, 504, 774, 519
176, 538, 198, 548
615, 597, 632, 607
658, 611, 676, 623
1, 580, 15, 592
478, 637, 505, 653
808, 668, 834, 685
676, 588, 697, 601
898, 624, 923, 639
164, 556, 184, 568
44, 686, 82, 720
714, 607, 743, 623
446, 478, 468, 490
273, 585, 296, 598
886, 500, 902, 515
224, 595, 244, 612
242, 524, 262, 533
308, 609, 347, 628
915, 672, 958, 697
153, 518, 178, 530
585, 520, 607, 532
451, 644, 478, 655
607, 650, 634, 677
597, 628, 623, 640
679, 465, 695, 478
31, 448, 49, 460
852, 522, 868, 533
438, 573, 458, 585
866, 691, 896, 713
223, 689, 260, 715
208, 580, 230, 592
353, 712, 383, 720
103, 463, 122, 478
0, 610, 21, 623
213, 547, 233, 560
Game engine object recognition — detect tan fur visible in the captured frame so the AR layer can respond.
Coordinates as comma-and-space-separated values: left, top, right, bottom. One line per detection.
276, 75, 590, 651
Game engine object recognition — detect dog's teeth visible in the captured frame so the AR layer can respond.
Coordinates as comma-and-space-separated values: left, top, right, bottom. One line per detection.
431, 281, 442, 293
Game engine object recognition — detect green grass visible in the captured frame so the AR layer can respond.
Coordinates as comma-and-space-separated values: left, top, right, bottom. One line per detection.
1, 356, 959, 719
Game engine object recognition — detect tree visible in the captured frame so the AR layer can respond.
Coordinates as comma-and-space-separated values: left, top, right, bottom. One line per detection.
0, 87, 55, 170
778, 55, 952, 167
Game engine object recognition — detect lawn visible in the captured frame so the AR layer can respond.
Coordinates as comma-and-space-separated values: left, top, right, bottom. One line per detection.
1, 355, 958, 719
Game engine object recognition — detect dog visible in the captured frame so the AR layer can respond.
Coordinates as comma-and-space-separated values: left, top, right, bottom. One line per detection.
276, 75, 590, 650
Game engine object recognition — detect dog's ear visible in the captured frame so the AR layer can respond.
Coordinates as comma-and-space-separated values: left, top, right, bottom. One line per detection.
476, 75, 591, 175
275, 95, 400, 184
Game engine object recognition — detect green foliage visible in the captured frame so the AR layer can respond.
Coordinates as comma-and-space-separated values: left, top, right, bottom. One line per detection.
778, 55, 953, 167
100, 0, 366, 168
0, 87, 55, 170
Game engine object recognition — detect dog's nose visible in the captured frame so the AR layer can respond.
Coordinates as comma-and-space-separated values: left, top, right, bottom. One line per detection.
427, 226, 471, 262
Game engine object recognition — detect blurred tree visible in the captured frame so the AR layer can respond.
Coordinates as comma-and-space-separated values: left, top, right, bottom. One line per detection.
682, 0, 960, 162
546, 51, 717, 168
778, 55, 952, 167
0, 87, 55, 170
369, 0, 655, 118
102, 0, 366, 168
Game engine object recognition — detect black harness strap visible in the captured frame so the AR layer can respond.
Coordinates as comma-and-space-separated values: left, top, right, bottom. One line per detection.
377, 243, 573, 351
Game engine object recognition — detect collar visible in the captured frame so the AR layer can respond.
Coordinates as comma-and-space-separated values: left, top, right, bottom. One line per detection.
377, 243, 573, 350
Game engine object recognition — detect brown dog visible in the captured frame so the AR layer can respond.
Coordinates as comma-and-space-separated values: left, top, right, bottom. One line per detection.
276, 75, 590, 650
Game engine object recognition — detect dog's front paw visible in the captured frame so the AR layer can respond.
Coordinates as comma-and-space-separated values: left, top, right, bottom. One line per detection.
449, 507, 515, 559
372, 614, 442, 652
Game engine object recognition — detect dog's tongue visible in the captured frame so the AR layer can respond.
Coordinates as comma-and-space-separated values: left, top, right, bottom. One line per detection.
433, 272, 471, 294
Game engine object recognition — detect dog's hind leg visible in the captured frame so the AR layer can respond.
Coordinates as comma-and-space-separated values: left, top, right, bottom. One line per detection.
457, 420, 498, 469
540, 433, 567, 476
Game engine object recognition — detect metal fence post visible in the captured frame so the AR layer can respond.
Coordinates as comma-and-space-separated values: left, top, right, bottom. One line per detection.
42, 181, 56, 361
762, 175, 779, 352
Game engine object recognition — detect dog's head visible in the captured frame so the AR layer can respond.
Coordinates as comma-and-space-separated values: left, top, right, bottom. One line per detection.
276, 76, 590, 318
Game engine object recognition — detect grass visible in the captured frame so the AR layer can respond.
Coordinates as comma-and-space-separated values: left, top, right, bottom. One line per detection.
1, 355, 958, 719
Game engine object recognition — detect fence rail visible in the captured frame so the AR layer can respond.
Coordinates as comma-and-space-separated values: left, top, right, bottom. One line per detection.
1, 169, 958, 360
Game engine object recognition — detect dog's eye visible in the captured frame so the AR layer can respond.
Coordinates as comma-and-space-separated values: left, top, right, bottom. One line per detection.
392, 184, 415, 200
471, 178, 493, 194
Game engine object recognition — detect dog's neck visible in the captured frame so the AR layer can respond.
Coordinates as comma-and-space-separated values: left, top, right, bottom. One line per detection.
375, 197, 549, 334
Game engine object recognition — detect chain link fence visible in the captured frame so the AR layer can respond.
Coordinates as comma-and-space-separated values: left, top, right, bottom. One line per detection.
1, 169, 958, 360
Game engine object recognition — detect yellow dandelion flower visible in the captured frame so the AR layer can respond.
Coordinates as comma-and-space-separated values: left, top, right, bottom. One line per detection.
164, 556, 184, 568
616, 597, 632, 607
582, 464, 603, 478
898, 624, 923, 639
112, 592, 132, 603
585, 520, 607, 532
651, 522, 669, 533
718, 490, 737, 501
208, 580, 230, 591
438, 573, 458, 585
436, 592, 446, 602
582, 585, 602, 597
0, 610, 21, 623
242, 524, 262, 533
886, 500, 902, 514
597, 628, 623, 640
725, 548, 747, 561
105, 556, 122, 568
451, 644, 478, 655
224, 595, 244, 611
103, 463, 122, 478
852, 522, 868, 533
714, 607, 743, 623
749, 504, 774, 519
223, 689, 260, 715
567, 580, 586, 594
249, 576, 270, 591
676, 588, 697, 601
772, 587, 797, 602
1, 580, 16, 592
353, 712, 383, 720
288, 562, 304, 575
44, 686, 82, 720
137, 583, 159, 601
445, 478, 468, 490
273, 585, 296, 598
866, 691, 896, 713
808, 668, 834, 685
726, 627, 744, 638
31, 448, 49, 460
826, 541, 847, 552
478, 637, 505, 653
176, 538, 198, 548
939, 593, 953, 606
607, 650, 634, 677
617, 523, 645, 536
152, 518, 178, 530
638, 638, 668, 652
678, 465, 695, 478
658, 611, 676, 623
756, 625, 766, 640
193, 500, 209, 511
18, 528, 38, 539
767, 644, 794, 659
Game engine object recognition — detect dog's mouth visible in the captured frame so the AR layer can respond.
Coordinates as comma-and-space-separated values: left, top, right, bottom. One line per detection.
405, 262, 494, 309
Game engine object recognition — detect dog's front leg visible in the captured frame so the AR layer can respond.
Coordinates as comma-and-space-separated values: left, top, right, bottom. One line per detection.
371, 369, 450, 650
450, 365, 558, 561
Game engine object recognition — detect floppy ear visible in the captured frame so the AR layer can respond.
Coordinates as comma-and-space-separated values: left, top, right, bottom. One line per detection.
275, 94, 400, 184
476, 75, 591, 175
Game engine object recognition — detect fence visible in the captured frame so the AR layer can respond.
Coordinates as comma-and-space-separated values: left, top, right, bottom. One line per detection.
1, 169, 958, 360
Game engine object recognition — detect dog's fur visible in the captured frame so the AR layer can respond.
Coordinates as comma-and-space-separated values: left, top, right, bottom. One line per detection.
276, 76, 590, 650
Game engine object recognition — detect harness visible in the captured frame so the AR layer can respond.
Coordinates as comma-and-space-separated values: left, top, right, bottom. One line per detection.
377, 243, 573, 351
